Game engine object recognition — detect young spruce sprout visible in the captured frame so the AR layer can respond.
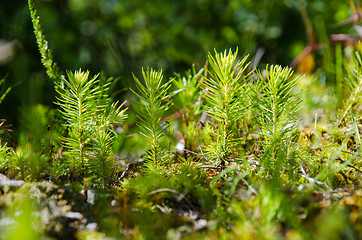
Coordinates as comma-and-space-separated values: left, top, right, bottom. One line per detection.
56, 70, 127, 186
56, 71, 96, 178
250, 65, 302, 176
132, 68, 173, 165
204, 49, 251, 166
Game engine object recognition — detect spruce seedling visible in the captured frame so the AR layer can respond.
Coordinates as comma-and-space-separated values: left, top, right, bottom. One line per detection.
56, 70, 99, 178
89, 78, 127, 188
56, 70, 127, 185
250, 65, 302, 175
29, 0, 127, 185
132, 68, 173, 165
203, 49, 250, 165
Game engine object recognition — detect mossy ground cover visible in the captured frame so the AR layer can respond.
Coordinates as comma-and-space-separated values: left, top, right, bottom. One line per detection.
0, 1, 361, 239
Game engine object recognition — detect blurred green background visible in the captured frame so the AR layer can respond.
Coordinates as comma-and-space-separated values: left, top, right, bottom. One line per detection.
0, 0, 356, 137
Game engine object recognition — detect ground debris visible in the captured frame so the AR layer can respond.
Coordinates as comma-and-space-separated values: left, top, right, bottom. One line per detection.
0, 181, 94, 240
0, 173, 24, 187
